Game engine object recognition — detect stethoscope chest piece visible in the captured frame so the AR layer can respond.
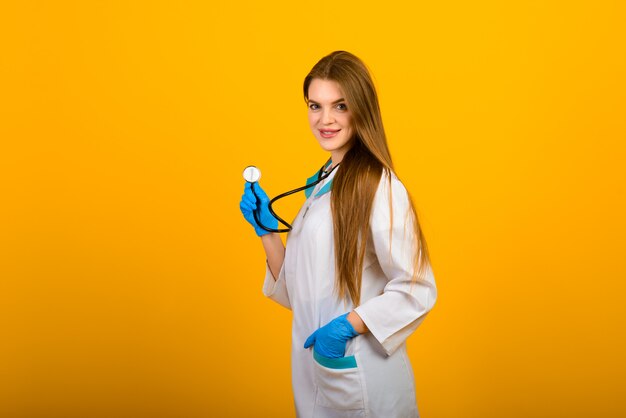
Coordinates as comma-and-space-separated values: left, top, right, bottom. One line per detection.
243, 165, 261, 183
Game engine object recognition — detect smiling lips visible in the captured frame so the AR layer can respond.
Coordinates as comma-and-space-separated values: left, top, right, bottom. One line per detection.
320, 129, 341, 138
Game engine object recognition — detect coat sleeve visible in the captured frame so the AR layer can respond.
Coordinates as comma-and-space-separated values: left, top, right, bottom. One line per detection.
262, 259, 291, 310
354, 172, 437, 356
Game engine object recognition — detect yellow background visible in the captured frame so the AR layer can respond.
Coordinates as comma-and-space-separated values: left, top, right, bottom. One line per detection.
1, 1, 625, 417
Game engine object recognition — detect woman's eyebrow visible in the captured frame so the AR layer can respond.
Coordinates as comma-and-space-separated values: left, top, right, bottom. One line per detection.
308, 98, 345, 104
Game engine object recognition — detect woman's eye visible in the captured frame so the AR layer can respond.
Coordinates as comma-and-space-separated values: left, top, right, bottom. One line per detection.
337, 103, 347, 110
309, 103, 319, 110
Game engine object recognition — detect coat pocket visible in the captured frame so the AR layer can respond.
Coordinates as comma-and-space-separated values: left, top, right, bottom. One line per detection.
312, 349, 366, 414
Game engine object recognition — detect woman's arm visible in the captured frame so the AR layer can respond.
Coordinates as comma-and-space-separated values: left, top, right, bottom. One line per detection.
353, 172, 437, 355
261, 233, 285, 280
240, 181, 291, 309
260, 233, 291, 310
347, 311, 369, 334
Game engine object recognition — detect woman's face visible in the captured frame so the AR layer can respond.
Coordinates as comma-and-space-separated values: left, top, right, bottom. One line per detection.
307, 78, 355, 163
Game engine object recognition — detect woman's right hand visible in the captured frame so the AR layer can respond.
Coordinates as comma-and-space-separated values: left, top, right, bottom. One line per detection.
239, 182, 279, 237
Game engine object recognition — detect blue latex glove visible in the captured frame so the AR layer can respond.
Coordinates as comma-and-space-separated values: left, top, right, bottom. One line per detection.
304, 313, 360, 358
239, 182, 278, 237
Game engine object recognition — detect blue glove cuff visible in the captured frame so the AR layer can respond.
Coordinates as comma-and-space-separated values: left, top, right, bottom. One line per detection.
254, 222, 272, 237
338, 313, 360, 338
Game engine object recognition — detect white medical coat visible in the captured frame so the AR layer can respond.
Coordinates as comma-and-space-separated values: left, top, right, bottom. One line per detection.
262, 163, 437, 418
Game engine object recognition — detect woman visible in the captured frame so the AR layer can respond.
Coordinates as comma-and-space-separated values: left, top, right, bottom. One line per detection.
239, 51, 437, 418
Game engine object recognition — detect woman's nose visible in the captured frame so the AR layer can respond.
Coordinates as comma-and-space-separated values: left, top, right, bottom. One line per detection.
322, 108, 335, 124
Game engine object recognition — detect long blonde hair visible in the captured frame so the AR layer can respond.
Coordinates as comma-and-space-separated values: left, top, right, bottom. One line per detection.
303, 51, 432, 306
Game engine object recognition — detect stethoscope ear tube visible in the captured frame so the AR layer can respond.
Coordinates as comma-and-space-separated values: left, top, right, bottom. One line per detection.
249, 162, 339, 234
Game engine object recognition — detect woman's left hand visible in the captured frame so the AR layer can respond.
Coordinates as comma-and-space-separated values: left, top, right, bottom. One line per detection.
304, 313, 360, 358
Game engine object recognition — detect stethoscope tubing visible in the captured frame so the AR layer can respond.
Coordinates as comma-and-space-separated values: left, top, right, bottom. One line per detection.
251, 162, 339, 233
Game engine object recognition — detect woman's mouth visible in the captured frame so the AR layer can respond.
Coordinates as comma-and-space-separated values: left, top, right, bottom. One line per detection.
320, 129, 340, 138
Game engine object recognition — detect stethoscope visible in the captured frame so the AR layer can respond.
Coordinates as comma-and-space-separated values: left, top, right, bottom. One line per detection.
242, 162, 340, 233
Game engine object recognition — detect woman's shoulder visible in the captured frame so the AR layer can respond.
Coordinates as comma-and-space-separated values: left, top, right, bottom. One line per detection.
374, 169, 411, 206
369, 169, 414, 230
374, 170, 412, 217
